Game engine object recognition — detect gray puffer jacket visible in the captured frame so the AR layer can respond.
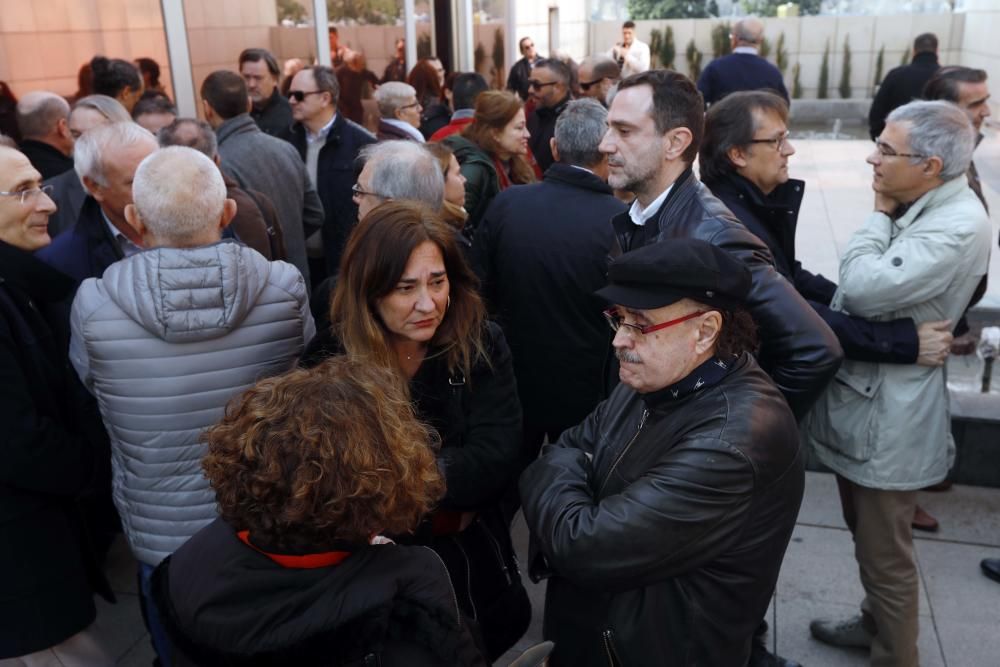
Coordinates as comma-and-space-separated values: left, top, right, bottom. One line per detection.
69, 242, 315, 566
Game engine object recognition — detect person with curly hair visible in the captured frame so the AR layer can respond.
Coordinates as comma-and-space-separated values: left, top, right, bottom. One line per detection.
150, 358, 486, 665
302, 201, 529, 661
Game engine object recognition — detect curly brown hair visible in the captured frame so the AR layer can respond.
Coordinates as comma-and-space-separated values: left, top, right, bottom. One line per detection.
202, 357, 444, 551
331, 201, 487, 380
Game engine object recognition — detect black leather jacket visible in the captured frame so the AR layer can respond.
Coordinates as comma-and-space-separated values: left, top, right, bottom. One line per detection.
520, 353, 804, 667
611, 168, 842, 419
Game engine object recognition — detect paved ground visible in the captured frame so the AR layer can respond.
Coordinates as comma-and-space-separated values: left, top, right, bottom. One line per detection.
92, 135, 1000, 665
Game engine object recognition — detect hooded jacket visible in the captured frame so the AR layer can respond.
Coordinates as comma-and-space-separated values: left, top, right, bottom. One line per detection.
69, 242, 315, 565
442, 135, 499, 239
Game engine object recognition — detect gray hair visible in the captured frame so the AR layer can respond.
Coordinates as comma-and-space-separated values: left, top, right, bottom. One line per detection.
157, 118, 218, 159
309, 65, 340, 106
16, 92, 70, 138
359, 142, 443, 211
73, 95, 131, 123
374, 81, 417, 118
555, 99, 607, 168
132, 146, 226, 244
733, 18, 764, 45
74, 121, 157, 187
886, 100, 974, 181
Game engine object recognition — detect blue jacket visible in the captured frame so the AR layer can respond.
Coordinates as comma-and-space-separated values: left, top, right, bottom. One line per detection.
697, 52, 789, 106
285, 114, 376, 274
36, 196, 122, 287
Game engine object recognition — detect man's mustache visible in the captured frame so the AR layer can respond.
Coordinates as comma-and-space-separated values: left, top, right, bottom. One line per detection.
616, 349, 641, 364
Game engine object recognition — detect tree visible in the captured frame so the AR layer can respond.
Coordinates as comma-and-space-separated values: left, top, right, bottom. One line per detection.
474, 42, 487, 75
818, 40, 829, 99
740, 0, 821, 15
839, 35, 852, 98
661, 26, 676, 70
327, 0, 398, 25
776, 32, 788, 76
792, 62, 802, 99
686, 39, 703, 81
759, 35, 771, 60
417, 33, 432, 60
873, 44, 885, 95
708, 0, 720, 15
628, 0, 710, 19
277, 0, 307, 24
711, 22, 732, 59
650, 28, 664, 66
493, 28, 506, 88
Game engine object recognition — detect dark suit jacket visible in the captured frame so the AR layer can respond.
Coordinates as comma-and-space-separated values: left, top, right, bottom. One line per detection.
286, 114, 376, 274
19, 139, 73, 180
697, 52, 789, 106
376, 119, 419, 142
250, 88, 293, 138
707, 173, 919, 364
868, 51, 939, 140
474, 163, 626, 431
36, 196, 123, 286
44, 168, 87, 238
507, 57, 535, 101
526, 97, 569, 173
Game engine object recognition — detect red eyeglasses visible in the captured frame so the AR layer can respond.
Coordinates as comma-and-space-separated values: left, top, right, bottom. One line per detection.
603, 308, 705, 336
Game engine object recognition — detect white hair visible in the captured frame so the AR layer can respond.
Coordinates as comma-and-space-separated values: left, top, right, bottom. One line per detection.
359, 141, 443, 210
16, 92, 70, 138
374, 81, 417, 118
132, 146, 226, 244
74, 121, 157, 187
887, 100, 975, 181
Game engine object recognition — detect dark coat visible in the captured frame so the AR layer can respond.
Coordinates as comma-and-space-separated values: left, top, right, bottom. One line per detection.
520, 353, 803, 667
526, 97, 569, 173
507, 57, 534, 101
474, 163, 625, 433
708, 173, 920, 364
36, 196, 123, 285
153, 518, 487, 667
18, 139, 73, 180
377, 119, 420, 142
249, 88, 293, 138
696, 52, 789, 106
442, 135, 499, 239
419, 102, 451, 140
43, 168, 87, 238
611, 168, 843, 419
224, 176, 286, 261
0, 241, 111, 658
868, 51, 940, 140
286, 114, 377, 274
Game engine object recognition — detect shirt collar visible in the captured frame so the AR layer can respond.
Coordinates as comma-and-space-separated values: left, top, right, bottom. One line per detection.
382, 118, 426, 142
567, 164, 595, 176
452, 108, 475, 120
306, 113, 337, 144
733, 46, 759, 55
642, 355, 734, 408
101, 209, 142, 257
628, 184, 672, 227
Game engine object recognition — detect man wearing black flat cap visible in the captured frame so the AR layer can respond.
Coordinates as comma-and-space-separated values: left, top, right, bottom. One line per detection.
520, 238, 805, 667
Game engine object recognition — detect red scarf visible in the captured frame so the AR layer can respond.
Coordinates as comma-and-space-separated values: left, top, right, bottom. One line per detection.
237, 530, 352, 569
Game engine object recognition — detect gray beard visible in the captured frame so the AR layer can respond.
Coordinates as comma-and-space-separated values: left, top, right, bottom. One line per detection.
616, 349, 642, 364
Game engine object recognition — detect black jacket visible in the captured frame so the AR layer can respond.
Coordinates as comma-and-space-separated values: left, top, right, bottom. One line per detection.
708, 173, 919, 363
43, 168, 87, 238
286, 114, 377, 274
507, 57, 535, 101
18, 139, 73, 180
696, 52, 789, 106
474, 163, 625, 433
611, 168, 843, 419
526, 97, 569, 173
153, 518, 487, 666
250, 88, 293, 137
420, 102, 451, 140
0, 241, 111, 658
36, 196, 123, 285
520, 353, 804, 667
868, 51, 940, 140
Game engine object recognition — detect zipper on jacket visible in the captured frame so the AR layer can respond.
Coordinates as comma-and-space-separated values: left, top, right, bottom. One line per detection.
427, 547, 462, 623
451, 536, 478, 620
599, 409, 649, 496
479, 518, 513, 586
602, 629, 624, 667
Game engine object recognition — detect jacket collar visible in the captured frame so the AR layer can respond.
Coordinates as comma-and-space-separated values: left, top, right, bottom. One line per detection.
709, 172, 805, 220
535, 96, 570, 119
642, 355, 737, 409
611, 166, 696, 240
911, 51, 939, 67
291, 113, 345, 148
893, 176, 970, 232
0, 240, 75, 301
544, 163, 613, 194
215, 113, 260, 145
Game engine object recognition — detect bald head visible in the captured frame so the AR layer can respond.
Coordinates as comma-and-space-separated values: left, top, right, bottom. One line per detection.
733, 17, 764, 48
17, 92, 73, 155
128, 146, 234, 248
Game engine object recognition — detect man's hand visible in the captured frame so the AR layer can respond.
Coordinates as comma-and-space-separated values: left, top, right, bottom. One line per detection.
917, 319, 953, 366
874, 190, 901, 216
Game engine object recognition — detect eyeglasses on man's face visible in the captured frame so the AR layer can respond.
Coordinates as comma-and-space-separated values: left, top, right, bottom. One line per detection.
579, 78, 605, 92
527, 79, 558, 90
603, 308, 706, 336
352, 183, 384, 200
0, 184, 54, 207
287, 89, 324, 102
873, 138, 927, 160
748, 130, 790, 153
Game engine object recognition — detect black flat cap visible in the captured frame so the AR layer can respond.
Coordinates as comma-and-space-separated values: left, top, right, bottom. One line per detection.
595, 238, 752, 311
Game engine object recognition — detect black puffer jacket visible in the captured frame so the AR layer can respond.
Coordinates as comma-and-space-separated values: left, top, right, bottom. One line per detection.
611, 168, 842, 418
153, 518, 487, 666
520, 353, 804, 667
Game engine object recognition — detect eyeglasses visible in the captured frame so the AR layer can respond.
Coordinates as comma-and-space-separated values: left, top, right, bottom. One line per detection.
0, 184, 54, 206
527, 80, 558, 90
579, 78, 606, 92
748, 130, 790, 152
603, 308, 706, 336
352, 183, 385, 199
399, 101, 421, 111
287, 90, 324, 102
873, 139, 927, 159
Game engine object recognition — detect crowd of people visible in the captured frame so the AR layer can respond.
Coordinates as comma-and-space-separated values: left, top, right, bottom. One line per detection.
0, 17, 995, 667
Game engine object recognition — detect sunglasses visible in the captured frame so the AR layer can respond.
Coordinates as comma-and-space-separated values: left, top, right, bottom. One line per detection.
527, 80, 558, 90
579, 78, 605, 92
287, 90, 324, 102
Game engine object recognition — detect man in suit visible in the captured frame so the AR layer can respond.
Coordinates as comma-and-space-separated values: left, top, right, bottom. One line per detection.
16, 92, 75, 180
697, 16, 788, 106
507, 36, 540, 101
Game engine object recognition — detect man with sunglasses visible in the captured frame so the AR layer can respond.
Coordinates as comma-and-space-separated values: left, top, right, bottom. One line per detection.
802, 101, 990, 665
577, 56, 620, 108
520, 237, 803, 667
526, 58, 572, 172
507, 36, 540, 101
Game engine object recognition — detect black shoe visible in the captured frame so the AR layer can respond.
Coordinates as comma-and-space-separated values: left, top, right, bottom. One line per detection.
748, 636, 802, 667
981, 558, 1000, 583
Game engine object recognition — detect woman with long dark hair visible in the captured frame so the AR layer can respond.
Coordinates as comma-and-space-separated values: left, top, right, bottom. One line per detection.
408, 58, 451, 138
